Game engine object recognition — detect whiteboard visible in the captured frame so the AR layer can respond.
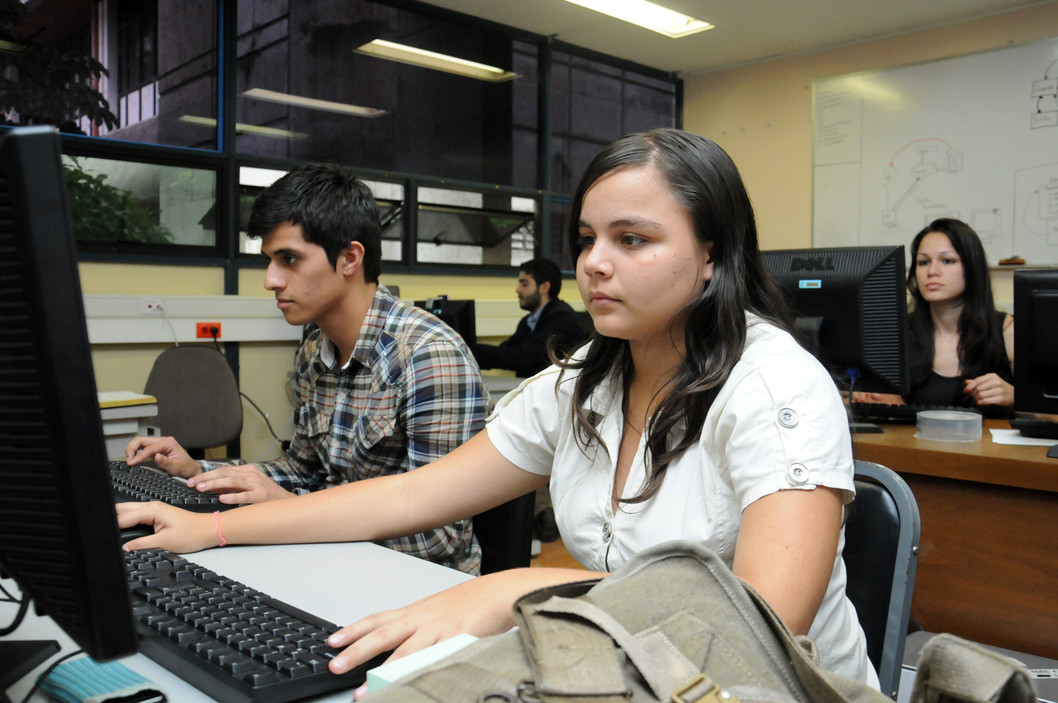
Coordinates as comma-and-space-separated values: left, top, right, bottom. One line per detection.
813, 38, 1058, 265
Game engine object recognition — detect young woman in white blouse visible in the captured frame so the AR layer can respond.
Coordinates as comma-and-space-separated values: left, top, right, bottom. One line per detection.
119, 128, 875, 687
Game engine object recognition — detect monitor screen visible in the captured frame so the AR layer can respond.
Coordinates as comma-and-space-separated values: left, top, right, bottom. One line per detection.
414, 296, 477, 347
1013, 269, 1058, 418
761, 246, 910, 396
0, 127, 137, 663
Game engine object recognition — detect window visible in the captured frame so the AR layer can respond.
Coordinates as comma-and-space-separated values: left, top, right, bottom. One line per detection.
234, 2, 534, 188
550, 50, 678, 195
2, 1, 678, 269
415, 187, 538, 266
117, 0, 159, 127
63, 155, 218, 249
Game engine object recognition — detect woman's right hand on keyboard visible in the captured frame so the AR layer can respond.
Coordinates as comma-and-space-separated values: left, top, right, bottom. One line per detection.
327, 566, 606, 689
115, 501, 219, 553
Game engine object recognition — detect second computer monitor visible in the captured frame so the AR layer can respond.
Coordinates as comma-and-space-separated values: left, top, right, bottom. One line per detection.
1014, 268, 1058, 418
415, 296, 477, 347
761, 245, 910, 396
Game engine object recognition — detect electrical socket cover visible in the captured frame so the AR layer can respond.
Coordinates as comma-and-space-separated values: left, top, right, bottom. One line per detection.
196, 322, 222, 339
140, 298, 163, 315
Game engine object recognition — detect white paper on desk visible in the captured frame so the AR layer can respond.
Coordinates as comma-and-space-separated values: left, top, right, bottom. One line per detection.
989, 428, 1057, 446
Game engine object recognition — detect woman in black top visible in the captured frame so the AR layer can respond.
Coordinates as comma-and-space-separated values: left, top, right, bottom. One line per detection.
904, 218, 1014, 414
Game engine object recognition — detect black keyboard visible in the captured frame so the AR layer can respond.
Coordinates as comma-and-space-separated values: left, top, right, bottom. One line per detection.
848, 402, 979, 425
1010, 417, 1058, 440
110, 461, 233, 512
125, 547, 383, 703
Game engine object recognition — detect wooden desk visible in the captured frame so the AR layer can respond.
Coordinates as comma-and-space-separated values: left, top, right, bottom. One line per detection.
853, 421, 1058, 659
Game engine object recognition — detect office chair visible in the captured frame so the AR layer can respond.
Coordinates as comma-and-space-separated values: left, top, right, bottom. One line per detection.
472, 491, 535, 575
143, 346, 243, 457
844, 460, 921, 699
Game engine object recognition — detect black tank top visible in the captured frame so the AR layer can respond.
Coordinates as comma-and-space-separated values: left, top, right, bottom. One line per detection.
905, 311, 1013, 418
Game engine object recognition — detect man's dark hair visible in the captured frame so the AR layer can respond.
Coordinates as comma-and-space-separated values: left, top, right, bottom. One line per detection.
519, 257, 562, 299
247, 163, 382, 283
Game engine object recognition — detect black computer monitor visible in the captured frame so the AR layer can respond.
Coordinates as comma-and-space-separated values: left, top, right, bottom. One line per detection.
0, 127, 137, 668
761, 246, 910, 396
1011, 269, 1058, 451
414, 296, 477, 347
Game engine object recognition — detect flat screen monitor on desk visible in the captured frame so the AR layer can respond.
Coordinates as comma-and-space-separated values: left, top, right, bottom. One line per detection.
1012, 268, 1058, 456
0, 127, 137, 672
414, 296, 477, 346
761, 246, 910, 397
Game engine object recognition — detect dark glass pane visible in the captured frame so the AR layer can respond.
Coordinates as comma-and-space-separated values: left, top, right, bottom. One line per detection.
235, 0, 536, 188
548, 198, 574, 272
550, 50, 676, 194
0, 0, 218, 147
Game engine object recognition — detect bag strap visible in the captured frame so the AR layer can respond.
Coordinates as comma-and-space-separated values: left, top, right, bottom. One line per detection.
736, 580, 889, 703
520, 594, 741, 702
517, 594, 630, 701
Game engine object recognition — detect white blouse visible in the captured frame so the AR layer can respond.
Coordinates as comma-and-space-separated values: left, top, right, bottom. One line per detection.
486, 316, 876, 686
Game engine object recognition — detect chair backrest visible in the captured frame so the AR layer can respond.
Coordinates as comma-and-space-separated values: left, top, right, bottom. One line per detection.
472, 491, 535, 575
144, 346, 243, 453
845, 460, 921, 699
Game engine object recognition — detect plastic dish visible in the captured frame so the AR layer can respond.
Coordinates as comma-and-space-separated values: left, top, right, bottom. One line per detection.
915, 409, 982, 442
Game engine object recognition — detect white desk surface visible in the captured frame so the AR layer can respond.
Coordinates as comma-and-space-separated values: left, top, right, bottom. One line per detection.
482, 375, 524, 395
2, 541, 473, 702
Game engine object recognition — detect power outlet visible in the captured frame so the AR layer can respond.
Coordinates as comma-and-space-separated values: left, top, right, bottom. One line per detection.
139, 298, 163, 315
196, 322, 221, 339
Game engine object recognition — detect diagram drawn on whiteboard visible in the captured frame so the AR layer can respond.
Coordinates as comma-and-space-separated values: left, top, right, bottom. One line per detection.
1030, 59, 1058, 128
881, 138, 963, 228
1015, 163, 1058, 245
814, 38, 1058, 264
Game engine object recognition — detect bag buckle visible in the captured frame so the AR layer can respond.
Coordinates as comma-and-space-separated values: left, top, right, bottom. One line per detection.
671, 674, 740, 703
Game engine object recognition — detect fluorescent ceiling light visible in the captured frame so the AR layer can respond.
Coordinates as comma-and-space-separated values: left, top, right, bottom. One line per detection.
563, 0, 713, 38
0, 39, 27, 54
178, 115, 306, 140
355, 39, 518, 82
243, 88, 387, 118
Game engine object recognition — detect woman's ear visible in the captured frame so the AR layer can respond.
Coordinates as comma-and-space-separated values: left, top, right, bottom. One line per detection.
701, 241, 715, 282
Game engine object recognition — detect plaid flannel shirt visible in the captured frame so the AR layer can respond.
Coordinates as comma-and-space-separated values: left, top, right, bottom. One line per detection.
207, 286, 489, 573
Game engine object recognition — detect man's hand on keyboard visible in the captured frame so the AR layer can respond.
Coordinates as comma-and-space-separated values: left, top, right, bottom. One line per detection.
187, 465, 295, 504
126, 435, 201, 478
115, 501, 219, 553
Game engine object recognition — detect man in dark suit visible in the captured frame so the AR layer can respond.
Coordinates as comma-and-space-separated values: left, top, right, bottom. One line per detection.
471, 257, 587, 542
471, 257, 587, 378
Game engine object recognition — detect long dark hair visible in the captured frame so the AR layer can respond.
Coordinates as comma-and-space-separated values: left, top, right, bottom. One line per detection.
561, 129, 789, 504
906, 218, 1007, 384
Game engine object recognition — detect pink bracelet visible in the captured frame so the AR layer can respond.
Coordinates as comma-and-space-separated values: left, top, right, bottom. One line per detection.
213, 510, 226, 547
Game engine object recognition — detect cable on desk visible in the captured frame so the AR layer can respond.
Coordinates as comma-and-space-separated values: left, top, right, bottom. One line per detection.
17, 649, 84, 703
0, 593, 28, 636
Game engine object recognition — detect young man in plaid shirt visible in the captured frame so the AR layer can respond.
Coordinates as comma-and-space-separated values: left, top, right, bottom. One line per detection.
125, 164, 490, 573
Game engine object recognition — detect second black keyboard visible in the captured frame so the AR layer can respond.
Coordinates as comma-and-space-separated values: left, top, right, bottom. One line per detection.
110, 461, 232, 512
125, 548, 384, 703
848, 402, 980, 425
